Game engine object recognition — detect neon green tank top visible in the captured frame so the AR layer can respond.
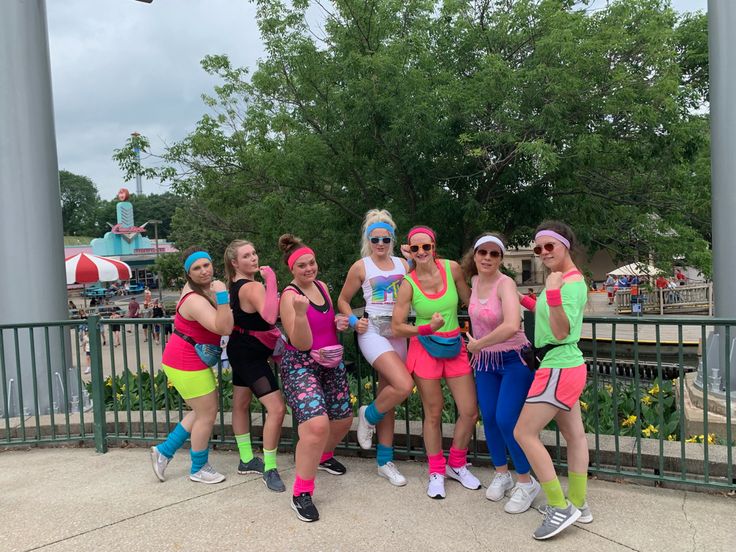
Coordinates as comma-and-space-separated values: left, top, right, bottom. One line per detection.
405, 259, 459, 332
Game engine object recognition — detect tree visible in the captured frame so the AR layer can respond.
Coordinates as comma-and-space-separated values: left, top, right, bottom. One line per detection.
59, 170, 101, 236
114, 0, 711, 283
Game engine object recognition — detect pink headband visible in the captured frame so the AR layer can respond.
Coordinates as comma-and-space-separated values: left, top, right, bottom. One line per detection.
534, 230, 570, 250
287, 247, 315, 270
407, 227, 435, 242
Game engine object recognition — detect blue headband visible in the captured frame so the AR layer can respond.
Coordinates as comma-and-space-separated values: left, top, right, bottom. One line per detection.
365, 222, 396, 237
184, 251, 212, 273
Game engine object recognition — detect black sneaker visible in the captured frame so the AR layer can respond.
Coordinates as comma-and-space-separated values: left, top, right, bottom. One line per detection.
237, 457, 264, 474
291, 492, 319, 522
318, 456, 346, 475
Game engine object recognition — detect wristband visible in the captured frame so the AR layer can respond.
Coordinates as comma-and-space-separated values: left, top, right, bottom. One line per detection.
215, 290, 230, 305
546, 289, 562, 307
348, 315, 359, 328
417, 324, 433, 336
520, 295, 536, 310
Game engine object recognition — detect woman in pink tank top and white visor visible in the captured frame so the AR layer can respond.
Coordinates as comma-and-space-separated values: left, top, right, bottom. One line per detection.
462, 233, 538, 514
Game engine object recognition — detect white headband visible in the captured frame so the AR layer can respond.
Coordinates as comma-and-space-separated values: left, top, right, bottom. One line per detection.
474, 235, 505, 254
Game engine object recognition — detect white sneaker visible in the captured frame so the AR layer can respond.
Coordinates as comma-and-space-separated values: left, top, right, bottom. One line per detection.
189, 463, 226, 484
377, 461, 407, 487
427, 473, 446, 499
486, 471, 514, 501
150, 446, 170, 482
445, 464, 482, 490
356, 405, 376, 450
504, 477, 541, 514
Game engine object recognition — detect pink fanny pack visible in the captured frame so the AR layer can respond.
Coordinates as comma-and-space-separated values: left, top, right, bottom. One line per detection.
309, 345, 344, 368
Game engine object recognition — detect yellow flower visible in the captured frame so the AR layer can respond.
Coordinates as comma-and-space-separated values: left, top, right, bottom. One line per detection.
648, 383, 660, 396
707, 433, 717, 444
622, 415, 637, 427
120, 384, 126, 392
667, 434, 676, 441
641, 424, 658, 438
412, 386, 417, 394
349, 394, 357, 406
364, 382, 372, 391
641, 395, 653, 406
167, 379, 174, 389
579, 400, 589, 412
105, 376, 112, 387
604, 383, 613, 395
116, 392, 123, 401
686, 434, 704, 443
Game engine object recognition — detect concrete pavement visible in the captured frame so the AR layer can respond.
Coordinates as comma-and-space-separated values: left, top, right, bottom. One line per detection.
0, 447, 733, 552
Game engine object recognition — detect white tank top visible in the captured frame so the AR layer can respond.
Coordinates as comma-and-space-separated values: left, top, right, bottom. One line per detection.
361, 256, 406, 316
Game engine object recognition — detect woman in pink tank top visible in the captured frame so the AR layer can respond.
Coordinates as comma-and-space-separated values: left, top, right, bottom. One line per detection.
149, 246, 233, 486
277, 234, 353, 523
461, 233, 537, 514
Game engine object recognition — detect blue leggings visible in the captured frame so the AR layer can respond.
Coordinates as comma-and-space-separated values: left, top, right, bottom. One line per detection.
475, 350, 533, 474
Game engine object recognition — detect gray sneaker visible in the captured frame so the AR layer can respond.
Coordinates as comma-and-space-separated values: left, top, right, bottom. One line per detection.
533, 502, 581, 540
150, 446, 170, 482
537, 502, 593, 524
238, 457, 265, 474
190, 463, 226, 484
263, 468, 286, 492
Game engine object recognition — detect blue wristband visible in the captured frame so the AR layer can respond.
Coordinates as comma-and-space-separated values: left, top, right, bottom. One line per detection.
348, 315, 359, 328
215, 290, 229, 305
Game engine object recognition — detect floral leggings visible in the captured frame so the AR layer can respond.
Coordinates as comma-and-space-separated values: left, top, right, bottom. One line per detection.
279, 349, 351, 425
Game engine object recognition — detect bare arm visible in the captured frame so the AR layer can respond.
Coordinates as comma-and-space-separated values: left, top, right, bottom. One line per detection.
179, 281, 234, 336
450, 260, 471, 306
391, 280, 418, 337
337, 260, 364, 316
242, 271, 279, 326
279, 289, 312, 351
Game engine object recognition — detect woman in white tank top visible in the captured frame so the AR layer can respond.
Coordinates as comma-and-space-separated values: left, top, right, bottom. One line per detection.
337, 209, 413, 487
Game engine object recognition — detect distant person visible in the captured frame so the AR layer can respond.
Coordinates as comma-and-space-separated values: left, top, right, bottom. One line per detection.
526, 288, 536, 300
127, 297, 140, 333
81, 331, 91, 375
675, 270, 687, 286
90, 297, 98, 308
144, 286, 153, 306
110, 311, 122, 347
151, 299, 166, 345
604, 275, 615, 305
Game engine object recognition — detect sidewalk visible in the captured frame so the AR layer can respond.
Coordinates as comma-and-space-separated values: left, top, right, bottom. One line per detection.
1, 448, 733, 552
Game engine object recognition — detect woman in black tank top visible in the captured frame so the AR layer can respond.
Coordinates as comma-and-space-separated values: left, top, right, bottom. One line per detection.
224, 239, 287, 493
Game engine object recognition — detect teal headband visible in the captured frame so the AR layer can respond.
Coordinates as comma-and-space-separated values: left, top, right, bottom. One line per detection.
365, 222, 396, 237
184, 251, 212, 273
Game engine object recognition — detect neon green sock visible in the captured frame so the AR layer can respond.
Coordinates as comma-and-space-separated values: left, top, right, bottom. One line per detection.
263, 447, 278, 471
567, 471, 588, 508
540, 477, 567, 508
235, 433, 254, 463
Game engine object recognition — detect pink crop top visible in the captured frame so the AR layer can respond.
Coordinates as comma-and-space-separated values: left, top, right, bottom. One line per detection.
162, 292, 221, 371
282, 281, 339, 351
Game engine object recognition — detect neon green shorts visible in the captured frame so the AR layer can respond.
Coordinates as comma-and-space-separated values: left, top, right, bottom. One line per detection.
163, 364, 217, 400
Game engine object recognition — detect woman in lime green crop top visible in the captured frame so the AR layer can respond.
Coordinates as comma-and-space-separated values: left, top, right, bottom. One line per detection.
514, 221, 592, 541
391, 225, 482, 500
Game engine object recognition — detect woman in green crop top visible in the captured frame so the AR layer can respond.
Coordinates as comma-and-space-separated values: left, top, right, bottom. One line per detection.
392, 226, 482, 500
514, 221, 592, 541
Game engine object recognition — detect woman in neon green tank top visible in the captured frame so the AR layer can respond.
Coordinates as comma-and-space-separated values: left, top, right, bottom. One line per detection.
392, 226, 482, 500
513, 220, 592, 541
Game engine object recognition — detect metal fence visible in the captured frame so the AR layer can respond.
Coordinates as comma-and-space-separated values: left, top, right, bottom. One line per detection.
1, 314, 733, 492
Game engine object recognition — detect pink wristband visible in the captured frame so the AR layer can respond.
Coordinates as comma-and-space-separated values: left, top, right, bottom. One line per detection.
417, 324, 433, 336
520, 295, 536, 310
546, 289, 562, 307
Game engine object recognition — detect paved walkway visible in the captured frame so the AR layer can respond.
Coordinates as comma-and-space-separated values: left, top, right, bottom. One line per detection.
1, 448, 733, 552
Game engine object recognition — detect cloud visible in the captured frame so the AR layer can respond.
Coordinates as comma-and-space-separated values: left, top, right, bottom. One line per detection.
48, 0, 265, 200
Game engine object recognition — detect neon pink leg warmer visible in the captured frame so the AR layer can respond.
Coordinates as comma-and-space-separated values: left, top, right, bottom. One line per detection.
427, 451, 446, 475
448, 446, 468, 469
293, 475, 315, 497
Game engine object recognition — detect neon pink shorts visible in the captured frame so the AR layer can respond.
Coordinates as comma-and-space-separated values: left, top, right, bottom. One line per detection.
406, 335, 472, 380
526, 364, 586, 411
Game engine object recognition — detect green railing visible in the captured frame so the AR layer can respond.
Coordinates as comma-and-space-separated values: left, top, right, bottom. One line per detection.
1, 314, 733, 492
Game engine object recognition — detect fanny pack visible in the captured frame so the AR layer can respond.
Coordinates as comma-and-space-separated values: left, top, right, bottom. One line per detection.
417, 334, 462, 359
369, 314, 394, 338
174, 329, 222, 367
521, 344, 564, 371
233, 326, 282, 351
309, 344, 344, 368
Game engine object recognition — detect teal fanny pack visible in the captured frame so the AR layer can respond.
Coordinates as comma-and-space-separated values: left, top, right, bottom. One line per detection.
417, 334, 462, 359
174, 329, 222, 367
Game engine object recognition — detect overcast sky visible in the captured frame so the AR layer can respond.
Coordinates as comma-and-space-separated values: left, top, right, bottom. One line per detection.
47, 0, 707, 201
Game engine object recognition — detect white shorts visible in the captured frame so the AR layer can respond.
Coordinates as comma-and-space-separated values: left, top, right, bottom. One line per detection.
357, 322, 408, 365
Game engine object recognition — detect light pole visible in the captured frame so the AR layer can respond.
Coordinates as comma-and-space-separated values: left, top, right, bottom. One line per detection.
146, 219, 163, 302
131, 131, 143, 195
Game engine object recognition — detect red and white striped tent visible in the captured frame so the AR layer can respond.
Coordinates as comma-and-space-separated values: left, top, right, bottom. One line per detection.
65, 252, 132, 285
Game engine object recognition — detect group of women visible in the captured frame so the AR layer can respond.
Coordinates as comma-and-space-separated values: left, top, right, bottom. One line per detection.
149, 210, 590, 541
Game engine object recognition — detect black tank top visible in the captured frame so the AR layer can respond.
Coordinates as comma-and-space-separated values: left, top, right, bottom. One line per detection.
229, 278, 274, 331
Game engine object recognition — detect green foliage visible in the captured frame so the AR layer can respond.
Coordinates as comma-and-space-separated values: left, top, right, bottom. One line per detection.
60, 170, 101, 236
113, 0, 711, 288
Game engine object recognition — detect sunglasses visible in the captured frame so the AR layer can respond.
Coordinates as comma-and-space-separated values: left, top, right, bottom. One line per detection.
476, 249, 502, 258
370, 236, 392, 244
533, 243, 556, 255
409, 244, 434, 253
